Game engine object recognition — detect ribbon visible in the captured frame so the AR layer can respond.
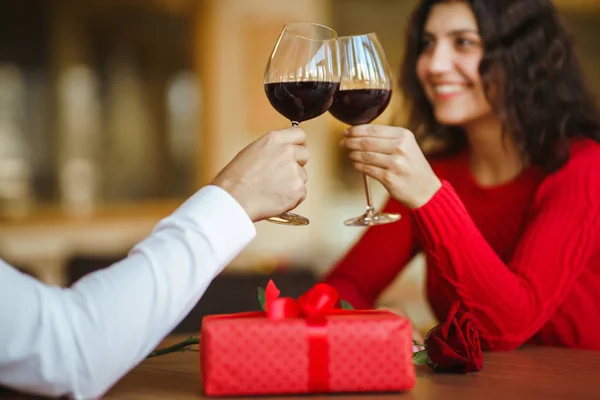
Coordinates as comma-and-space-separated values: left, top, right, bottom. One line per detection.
263, 280, 340, 392
264, 280, 339, 320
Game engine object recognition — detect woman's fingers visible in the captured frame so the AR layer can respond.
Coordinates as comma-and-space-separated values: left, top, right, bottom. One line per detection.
341, 137, 403, 155
349, 151, 394, 169
346, 124, 410, 139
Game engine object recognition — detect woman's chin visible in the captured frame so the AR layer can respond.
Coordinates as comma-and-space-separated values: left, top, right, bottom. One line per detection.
433, 111, 470, 126
431, 102, 494, 127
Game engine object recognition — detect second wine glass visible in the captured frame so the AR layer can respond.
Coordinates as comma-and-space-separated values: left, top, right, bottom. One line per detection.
264, 22, 340, 226
328, 33, 401, 227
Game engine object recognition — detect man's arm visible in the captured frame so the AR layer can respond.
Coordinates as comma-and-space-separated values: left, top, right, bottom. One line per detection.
0, 186, 255, 399
0, 126, 308, 399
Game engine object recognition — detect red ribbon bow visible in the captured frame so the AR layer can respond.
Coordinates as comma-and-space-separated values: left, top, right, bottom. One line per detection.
264, 280, 340, 320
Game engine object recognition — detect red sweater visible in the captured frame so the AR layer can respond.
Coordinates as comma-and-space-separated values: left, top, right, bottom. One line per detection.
324, 138, 600, 351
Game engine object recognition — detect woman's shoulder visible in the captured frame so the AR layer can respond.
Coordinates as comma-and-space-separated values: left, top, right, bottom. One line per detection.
552, 138, 600, 176
568, 137, 600, 165
538, 138, 600, 200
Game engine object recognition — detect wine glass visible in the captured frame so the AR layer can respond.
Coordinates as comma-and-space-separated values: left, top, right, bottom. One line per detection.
264, 22, 340, 226
328, 33, 401, 226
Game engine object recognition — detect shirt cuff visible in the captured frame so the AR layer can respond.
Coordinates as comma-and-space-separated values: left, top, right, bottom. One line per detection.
165, 185, 257, 267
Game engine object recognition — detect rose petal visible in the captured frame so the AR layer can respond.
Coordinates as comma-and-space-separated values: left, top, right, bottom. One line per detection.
468, 330, 484, 371
448, 318, 471, 358
427, 335, 470, 371
458, 313, 484, 372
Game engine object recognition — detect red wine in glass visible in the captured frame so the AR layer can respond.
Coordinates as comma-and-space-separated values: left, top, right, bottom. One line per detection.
329, 88, 392, 126
329, 33, 401, 227
263, 22, 340, 226
265, 81, 339, 123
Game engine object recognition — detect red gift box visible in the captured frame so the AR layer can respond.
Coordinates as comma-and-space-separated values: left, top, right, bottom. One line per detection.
200, 281, 416, 396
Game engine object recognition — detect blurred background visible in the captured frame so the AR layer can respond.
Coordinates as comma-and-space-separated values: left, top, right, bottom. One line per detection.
1, 0, 599, 333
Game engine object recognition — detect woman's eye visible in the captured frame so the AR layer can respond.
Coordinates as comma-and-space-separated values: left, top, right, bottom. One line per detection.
421, 38, 435, 50
456, 37, 479, 48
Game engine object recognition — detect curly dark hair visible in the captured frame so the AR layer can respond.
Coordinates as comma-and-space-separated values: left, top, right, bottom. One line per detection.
400, 0, 600, 171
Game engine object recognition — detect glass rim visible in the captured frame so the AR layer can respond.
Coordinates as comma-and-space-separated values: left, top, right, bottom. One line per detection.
337, 32, 379, 40
282, 21, 338, 42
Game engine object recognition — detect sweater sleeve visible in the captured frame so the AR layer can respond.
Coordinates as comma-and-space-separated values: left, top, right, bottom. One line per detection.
411, 158, 600, 350
322, 197, 419, 309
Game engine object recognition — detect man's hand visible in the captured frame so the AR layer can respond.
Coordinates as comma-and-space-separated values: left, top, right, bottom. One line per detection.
211, 128, 309, 222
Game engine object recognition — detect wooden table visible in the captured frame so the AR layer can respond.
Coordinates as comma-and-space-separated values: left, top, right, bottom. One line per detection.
103, 335, 600, 399
2, 335, 600, 399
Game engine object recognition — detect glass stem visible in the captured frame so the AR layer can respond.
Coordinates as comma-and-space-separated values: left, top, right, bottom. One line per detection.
276, 120, 299, 219
363, 174, 375, 216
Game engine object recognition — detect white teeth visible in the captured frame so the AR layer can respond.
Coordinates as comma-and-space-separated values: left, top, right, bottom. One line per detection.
434, 84, 464, 94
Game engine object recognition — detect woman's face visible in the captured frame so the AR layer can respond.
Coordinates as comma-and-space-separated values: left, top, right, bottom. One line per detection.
416, 1, 492, 126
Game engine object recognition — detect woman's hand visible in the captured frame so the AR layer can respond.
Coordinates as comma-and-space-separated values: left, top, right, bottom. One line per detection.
341, 124, 442, 209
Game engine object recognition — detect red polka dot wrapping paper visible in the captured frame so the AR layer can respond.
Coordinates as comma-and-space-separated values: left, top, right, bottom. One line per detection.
200, 311, 416, 396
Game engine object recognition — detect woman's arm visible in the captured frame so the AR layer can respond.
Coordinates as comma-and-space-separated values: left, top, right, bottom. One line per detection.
0, 186, 255, 399
342, 124, 600, 350
412, 159, 600, 350
323, 197, 419, 309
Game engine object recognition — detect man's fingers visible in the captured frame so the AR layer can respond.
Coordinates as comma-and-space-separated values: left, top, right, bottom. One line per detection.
295, 145, 309, 166
297, 164, 308, 183
275, 127, 306, 145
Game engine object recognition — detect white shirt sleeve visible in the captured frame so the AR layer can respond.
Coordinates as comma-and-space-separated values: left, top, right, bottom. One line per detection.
0, 185, 256, 399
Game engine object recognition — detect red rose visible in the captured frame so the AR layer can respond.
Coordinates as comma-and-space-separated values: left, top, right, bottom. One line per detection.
425, 301, 483, 373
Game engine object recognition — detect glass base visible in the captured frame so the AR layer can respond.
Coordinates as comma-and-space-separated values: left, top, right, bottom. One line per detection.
344, 210, 401, 227
266, 211, 309, 226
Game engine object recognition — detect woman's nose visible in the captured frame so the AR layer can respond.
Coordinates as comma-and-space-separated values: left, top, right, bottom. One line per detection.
428, 43, 454, 74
